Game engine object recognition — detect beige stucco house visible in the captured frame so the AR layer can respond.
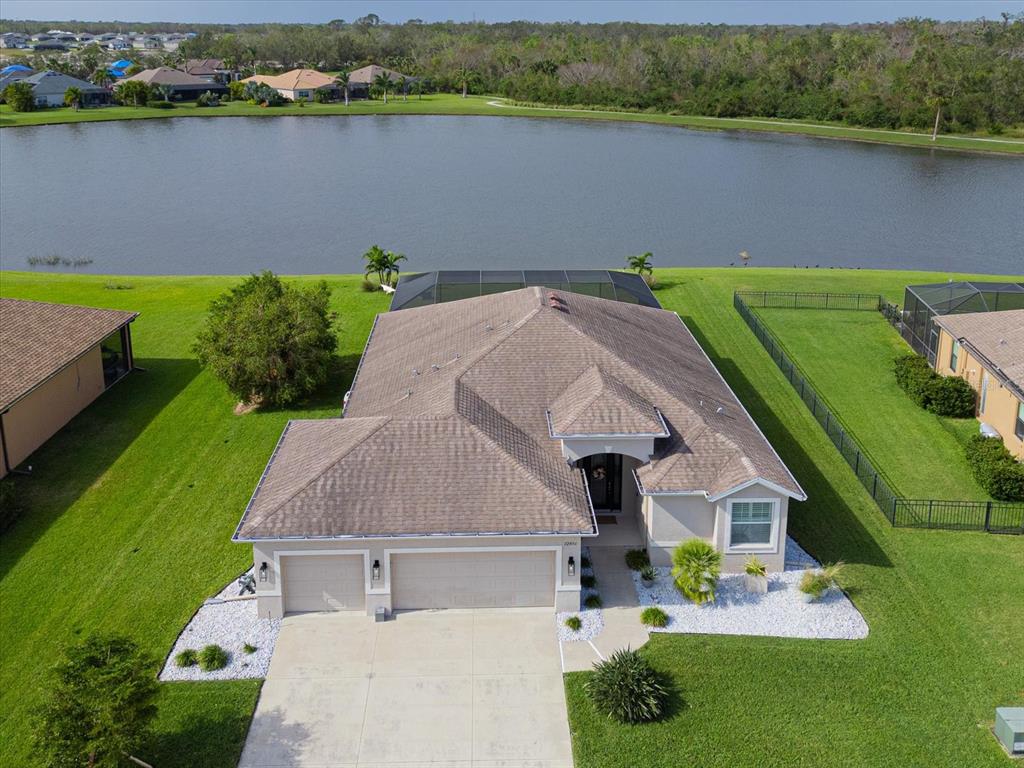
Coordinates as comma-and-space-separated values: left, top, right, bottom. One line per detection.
235, 288, 805, 619
0, 299, 137, 478
240, 69, 337, 102
933, 309, 1024, 460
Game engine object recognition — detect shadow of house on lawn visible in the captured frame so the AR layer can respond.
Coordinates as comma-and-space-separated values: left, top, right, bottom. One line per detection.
0, 358, 200, 580
681, 316, 892, 570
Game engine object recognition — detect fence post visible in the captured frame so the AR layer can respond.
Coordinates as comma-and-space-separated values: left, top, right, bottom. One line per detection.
825, 293, 830, 309
928, 500, 934, 528
824, 410, 830, 435
872, 472, 878, 499
984, 501, 992, 532
891, 497, 897, 524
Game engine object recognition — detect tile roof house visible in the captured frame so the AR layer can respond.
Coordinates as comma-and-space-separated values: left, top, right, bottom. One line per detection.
0, 299, 137, 477
240, 69, 338, 102
344, 64, 412, 98
237, 287, 805, 618
932, 309, 1024, 460
20, 70, 111, 107
183, 58, 235, 84
121, 67, 228, 100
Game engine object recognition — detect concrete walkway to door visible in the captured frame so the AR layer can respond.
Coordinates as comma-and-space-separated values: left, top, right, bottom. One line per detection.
560, 546, 650, 672
239, 609, 573, 768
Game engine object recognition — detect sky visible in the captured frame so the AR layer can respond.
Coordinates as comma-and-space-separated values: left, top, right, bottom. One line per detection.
1, 0, 1021, 25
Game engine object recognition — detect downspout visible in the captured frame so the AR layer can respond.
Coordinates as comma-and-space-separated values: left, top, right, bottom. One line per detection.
0, 411, 10, 476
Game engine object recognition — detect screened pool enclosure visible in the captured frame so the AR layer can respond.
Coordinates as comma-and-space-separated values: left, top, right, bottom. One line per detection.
390, 269, 660, 311
901, 281, 1024, 363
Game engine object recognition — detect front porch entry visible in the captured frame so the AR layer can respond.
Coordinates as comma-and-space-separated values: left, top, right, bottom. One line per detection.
580, 452, 645, 548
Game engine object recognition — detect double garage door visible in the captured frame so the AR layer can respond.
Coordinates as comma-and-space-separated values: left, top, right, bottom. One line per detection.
391, 551, 555, 610
280, 551, 556, 614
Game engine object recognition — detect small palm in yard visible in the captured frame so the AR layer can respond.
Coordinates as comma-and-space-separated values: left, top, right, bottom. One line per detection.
586, 648, 669, 724
671, 539, 722, 604
627, 251, 653, 277
373, 71, 391, 103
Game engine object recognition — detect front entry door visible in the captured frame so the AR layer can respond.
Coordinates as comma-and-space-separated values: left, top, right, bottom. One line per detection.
580, 454, 622, 512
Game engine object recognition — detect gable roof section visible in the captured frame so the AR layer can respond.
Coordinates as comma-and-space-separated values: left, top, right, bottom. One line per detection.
933, 309, 1024, 396
22, 70, 107, 94
548, 365, 667, 437
0, 299, 137, 412
235, 287, 803, 541
123, 67, 213, 86
241, 69, 335, 91
346, 64, 408, 85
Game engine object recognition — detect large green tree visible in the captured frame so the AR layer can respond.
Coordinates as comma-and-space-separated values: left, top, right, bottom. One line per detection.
193, 271, 337, 407
3, 81, 36, 112
32, 634, 159, 768
115, 80, 151, 107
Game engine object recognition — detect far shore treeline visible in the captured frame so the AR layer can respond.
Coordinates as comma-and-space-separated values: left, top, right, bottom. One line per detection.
2, 13, 1023, 135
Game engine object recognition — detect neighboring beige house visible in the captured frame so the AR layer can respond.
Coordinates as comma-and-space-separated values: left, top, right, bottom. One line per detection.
0, 299, 137, 478
121, 67, 229, 100
933, 309, 1024, 461
345, 64, 410, 97
235, 287, 805, 619
240, 69, 337, 101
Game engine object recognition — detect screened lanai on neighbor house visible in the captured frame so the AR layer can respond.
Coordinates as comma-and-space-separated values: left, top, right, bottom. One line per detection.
901, 281, 1024, 363
234, 283, 805, 619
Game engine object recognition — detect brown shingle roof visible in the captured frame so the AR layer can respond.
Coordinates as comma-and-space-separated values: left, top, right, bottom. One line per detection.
235, 288, 803, 541
241, 68, 335, 91
933, 309, 1024, 394
548, 365, 667, 436
123, 67, 213, 86
0, 299, 137, 411
345, 64, 407, 85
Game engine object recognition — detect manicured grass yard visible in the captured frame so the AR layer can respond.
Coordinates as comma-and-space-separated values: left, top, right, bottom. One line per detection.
754, 308, 993, 500
1, 267, 1022, 767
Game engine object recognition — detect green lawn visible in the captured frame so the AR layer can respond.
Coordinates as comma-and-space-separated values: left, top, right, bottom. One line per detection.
754, 308, 992, 500
2, 94, 1022, 154
1, 267, 1022, 768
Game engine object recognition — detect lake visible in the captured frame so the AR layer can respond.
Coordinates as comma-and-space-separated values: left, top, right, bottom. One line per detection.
0, 115, 1021, 275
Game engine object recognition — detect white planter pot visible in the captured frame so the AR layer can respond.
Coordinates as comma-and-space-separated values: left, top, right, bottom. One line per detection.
641, 578, 655, 588
745, 574, 768, 594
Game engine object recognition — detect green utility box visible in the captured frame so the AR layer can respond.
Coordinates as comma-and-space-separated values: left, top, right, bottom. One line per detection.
995, 707, 1024, 756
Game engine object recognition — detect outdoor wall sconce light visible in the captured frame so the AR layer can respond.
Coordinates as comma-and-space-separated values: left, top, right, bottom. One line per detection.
372, 559, 381, 581
259, 562, 269, 582
567, 556, 576, 577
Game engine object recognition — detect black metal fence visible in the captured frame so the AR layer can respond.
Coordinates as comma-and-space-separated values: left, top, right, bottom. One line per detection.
734, 291, 1023, 534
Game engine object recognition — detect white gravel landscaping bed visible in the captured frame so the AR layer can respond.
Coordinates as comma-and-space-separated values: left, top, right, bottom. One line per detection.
557, 546, 604, 642
632, 537, 868, 640
159, 571, 282, 681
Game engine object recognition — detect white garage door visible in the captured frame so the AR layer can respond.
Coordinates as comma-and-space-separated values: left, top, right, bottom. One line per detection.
281, 554, 365, 613
391, 551, 555, 610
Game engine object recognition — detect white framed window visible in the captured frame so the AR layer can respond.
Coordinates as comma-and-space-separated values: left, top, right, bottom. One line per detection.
726, 499, 779, 553
949, 340, 960, 372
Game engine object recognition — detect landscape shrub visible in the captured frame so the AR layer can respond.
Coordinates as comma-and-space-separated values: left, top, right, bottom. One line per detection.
193, 271, 336, 408
0, 478, 25, 533
966, 434, 1024, 501
146, 100, 175, 109
580, 574, 596, 589
893, 354, 975, 417
584, 594, 602, 609
671, 539, 722, 604
799, 562, 845, 600
228, 80, 246, 101
640, 606, 669, 627
580, 555, 591, 569
3, 82, 35, 112
174, 648, 198, 667
585, 648, 668, 724
116, 79, 151, 106
243, 643, 257, 654
624, 549, 650, 571
744, 556, 768, 577
197, 644, 230, 671
314, 89, 331, 103
196, 90, 220, 107
639, 564, 658, 583
564, 616, 583, 631
243, 81, 284, 106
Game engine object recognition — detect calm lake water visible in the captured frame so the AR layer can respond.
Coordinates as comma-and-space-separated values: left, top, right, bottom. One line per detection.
0, 115, 1021, 275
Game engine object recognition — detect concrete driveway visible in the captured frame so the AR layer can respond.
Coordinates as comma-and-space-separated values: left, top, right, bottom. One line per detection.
238, 609, 573, 767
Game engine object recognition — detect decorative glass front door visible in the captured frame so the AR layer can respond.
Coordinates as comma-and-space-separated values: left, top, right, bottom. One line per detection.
579, 453, 622, 511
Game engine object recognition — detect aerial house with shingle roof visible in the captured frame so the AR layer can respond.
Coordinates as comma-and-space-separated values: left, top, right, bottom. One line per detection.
235, 286, 805, 618
0, 299, 137, 478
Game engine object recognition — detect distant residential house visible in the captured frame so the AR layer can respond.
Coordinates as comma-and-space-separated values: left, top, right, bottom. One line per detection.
241, 68, 338, 102
122, 67, 229, 100
30, 33, 53, 42
106, 38, 131, 51
345, 64, 412, 98
932, 310, 1024, 461
0, 299, 138, 478
21, 70, 112, 107
133, 36, 162, 50
31, 41, 69, 52
184, 58, 237, 84
0, 67, 33, 93
0, 32, 29, 49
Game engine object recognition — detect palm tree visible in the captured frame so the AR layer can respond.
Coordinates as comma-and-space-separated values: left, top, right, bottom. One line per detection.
398, 76, 408, 102
373, 71, 391, 104
363, 245, 388, 286
335, 71, 349, 106
156, 84, 173, 102
63, 86, 82, 111
455, 65, 475, 98
380, 251, 407, 287
627, 252, 653, 277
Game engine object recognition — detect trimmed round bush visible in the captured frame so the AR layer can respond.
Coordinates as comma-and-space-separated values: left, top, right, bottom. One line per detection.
584, 593, 603, 609
580, 574, 597, 589
197, 644, 230, 671
966, 434, 1024, 501
640, 607, 669, 628
145, 100, 175, 109
174, 648, 198, 668
585, 648, 668, 723
624, 549, 650, 571
564, 615, 583, 631
580, 555, 591, 569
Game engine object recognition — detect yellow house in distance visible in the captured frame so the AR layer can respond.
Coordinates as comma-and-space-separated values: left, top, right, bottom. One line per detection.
932, 309, 1024, 461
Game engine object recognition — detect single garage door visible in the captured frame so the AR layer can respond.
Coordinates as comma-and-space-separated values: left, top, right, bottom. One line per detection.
391, 551, 555, 610
281, 554, 365, 613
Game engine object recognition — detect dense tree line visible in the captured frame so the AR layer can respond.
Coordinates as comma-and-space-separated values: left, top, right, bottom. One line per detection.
4, 14, 1023, 133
